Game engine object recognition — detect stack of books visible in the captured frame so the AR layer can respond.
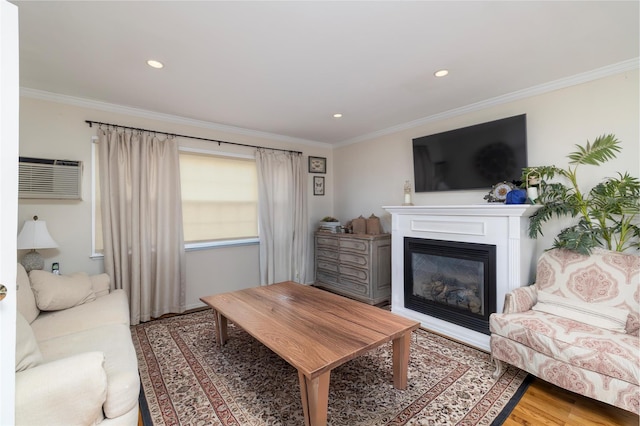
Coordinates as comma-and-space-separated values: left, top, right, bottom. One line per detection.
319, 222, 341, 233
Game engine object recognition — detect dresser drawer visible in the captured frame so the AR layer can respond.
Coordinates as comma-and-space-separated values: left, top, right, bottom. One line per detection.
316, 236, 339, 248
338, 277, 369, 296
317, 247, 339, 261
339, 238, 369, 254
317, 270, 338, 285
317, 259, 338, 274
339, 251, 369, 268
339, 264, 368, 283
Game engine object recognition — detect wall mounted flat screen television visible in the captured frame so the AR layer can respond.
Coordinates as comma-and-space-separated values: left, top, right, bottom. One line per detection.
413, 114, 527, 192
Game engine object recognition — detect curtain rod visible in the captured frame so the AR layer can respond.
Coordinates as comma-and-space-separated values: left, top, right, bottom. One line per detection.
85, 120, 303, 155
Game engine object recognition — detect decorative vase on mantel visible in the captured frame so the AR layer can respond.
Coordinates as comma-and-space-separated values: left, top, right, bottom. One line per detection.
403, 180, 414, 206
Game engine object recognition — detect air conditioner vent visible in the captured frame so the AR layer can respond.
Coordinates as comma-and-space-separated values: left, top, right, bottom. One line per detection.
19, 157, 82, 200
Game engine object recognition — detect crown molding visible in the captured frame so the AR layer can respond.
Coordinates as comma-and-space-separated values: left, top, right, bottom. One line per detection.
21, 58, 638, 150
336, 58, 640, 147
19, 87, 330, 148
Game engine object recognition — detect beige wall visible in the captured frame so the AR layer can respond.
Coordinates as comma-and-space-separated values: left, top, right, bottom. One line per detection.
333, 70, 640, 260
18, 96, 333, 309
18, 70, 639, 307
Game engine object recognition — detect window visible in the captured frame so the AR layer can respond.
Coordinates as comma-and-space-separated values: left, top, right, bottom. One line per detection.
92, 145, 259, 255
179, 149, 258, 245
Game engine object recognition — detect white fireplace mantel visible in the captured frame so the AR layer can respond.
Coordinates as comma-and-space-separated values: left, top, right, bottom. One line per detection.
382, 204, 541, 351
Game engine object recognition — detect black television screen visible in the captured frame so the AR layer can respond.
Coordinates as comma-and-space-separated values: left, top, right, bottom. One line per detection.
413, 114, 527, 192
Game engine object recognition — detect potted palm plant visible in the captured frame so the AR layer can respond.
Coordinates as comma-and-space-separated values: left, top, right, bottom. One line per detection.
522, 134, 640, 254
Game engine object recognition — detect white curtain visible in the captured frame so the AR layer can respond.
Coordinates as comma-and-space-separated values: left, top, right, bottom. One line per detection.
98, 128, 186, 325
256, 150, 308, 285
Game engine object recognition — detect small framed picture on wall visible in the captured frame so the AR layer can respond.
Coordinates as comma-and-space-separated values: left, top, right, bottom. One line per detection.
308, 156, 326, 174
313, 176, 325, 196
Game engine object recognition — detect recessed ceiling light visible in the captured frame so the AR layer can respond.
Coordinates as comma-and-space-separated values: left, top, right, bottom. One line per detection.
434, 69, 449, 77
147, 60, 164, 69
333, 113, 343, 118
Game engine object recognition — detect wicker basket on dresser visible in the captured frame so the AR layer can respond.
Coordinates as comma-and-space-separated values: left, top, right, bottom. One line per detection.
314, 232, 391, 305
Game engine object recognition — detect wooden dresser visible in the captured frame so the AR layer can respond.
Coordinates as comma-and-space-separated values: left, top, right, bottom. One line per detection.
314, 232, 391, 305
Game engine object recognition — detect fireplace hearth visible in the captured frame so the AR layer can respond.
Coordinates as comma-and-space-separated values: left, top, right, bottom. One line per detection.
404, 238, 496, 335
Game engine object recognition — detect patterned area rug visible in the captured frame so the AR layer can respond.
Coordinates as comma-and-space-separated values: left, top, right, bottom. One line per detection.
132, 310, 529, 425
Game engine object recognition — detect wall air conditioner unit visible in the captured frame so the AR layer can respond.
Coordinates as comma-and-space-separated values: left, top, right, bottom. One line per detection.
19, 157, 82, 200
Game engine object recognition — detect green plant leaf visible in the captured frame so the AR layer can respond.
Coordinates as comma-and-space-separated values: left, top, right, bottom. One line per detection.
567, 134, 621, 166
520, 165, 566, 183
552, 220, 600, 254
525, 134, 638, 254
527, 201, 576, 238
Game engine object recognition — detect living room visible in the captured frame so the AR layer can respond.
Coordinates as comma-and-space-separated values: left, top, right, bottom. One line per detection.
11, 3, 638, 311
3, 1, 639, 425
16, 65, 640, 311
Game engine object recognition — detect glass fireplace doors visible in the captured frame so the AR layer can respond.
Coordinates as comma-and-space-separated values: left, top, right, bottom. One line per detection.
404, 237, 496, 335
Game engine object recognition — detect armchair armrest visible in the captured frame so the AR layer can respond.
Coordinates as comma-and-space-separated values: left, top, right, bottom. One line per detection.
16, 352, 108, 426
503, 285, 538, 314
90, 273, 111, 297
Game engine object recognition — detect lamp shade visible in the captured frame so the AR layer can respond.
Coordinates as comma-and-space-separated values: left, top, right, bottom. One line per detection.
17, 219, 59, 250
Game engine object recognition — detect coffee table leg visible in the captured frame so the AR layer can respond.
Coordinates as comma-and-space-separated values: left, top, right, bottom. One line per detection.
213, 309, 228, 347
392, 330, 411, 389
298, 370, 330, 426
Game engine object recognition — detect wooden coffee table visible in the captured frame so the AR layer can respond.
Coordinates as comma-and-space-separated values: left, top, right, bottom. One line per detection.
200, 281, 420, 426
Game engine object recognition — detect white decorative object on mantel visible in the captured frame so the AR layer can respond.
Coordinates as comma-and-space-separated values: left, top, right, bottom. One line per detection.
403, 180, 413, 206
382, 204, 541, 352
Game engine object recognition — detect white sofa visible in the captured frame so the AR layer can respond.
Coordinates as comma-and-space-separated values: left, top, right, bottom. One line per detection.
15, 263, 140, 425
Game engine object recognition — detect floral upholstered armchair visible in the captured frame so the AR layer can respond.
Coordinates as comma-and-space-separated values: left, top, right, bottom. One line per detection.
490, 248, 639, 414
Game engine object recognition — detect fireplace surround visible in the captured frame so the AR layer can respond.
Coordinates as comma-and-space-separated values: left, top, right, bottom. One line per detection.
383, 204, 540, 351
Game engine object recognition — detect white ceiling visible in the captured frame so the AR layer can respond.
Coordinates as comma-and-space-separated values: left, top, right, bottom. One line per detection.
14, 1, 640, 145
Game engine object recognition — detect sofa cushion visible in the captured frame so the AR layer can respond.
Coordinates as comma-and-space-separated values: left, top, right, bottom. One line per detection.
491, 310, 639, 385
31, 289, 130, 342
15, 312, 42, 372
16, 263, 39, 323
29, 270, 96, 311
533, 290, 629, 333
90, 273, 111, 297
38, 323, 140, 419
15, 351, 108, 426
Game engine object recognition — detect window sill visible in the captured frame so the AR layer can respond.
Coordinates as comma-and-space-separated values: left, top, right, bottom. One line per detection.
185, 238, 259, 251
90, 238, 260, 259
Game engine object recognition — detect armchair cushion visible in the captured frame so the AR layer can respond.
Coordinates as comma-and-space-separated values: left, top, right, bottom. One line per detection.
533, 290, 629, 333
15, 312, 42, 372
29, 270, 96, 311
490, 310, 639, 385
534, 248, 640, 335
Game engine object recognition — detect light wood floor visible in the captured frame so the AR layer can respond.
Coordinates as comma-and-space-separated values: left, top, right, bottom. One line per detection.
506, 377, 639, 425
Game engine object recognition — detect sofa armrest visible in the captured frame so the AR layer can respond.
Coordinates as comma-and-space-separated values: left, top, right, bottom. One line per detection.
16, 352, 108, 426
90, 273, 111, 297
503, 285, 538, 314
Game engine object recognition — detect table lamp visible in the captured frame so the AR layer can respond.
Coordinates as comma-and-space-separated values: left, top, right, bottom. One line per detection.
17, 215, 59, 272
